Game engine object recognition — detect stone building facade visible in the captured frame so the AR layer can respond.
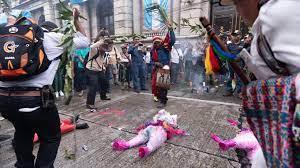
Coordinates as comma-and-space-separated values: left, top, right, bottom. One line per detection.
10, 0, 211, 41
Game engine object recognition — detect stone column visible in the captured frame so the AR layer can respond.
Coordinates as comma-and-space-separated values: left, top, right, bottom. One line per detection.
179, 0, 209, 36
44, 1, 55, 22
114, 0, 133, 36
90, 0, 98, 40
132, 0, 141, 34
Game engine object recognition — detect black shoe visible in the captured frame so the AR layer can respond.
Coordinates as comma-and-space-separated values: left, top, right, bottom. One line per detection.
141, 88, 149, 91
134, 89, 140, 93
86, 104, 97, 110
76, 123, 89, 129
101, 97, 111, 100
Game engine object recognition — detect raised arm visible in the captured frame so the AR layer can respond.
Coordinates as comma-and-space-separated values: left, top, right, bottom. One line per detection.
169, 29, 176, 47
128, 44, 135, 55
73, 8, 86, 36
73, 8, 90, 49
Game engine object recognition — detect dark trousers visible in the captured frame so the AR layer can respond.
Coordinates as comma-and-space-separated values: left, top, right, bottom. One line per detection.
86, 70, 106, 105
171, 63, 180, 84
0, 95, 61, 168
104, 66, 112, 93
158, 88, 168, 104
119, 63, 131, 83
74, 67, 87, 92
184, 60, 193, 82
53, 68, 65, 92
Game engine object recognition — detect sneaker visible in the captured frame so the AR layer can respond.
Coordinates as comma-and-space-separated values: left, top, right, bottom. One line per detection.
59, 91, 64, 97
153, 96, 159, 102
55, 92, 59, 98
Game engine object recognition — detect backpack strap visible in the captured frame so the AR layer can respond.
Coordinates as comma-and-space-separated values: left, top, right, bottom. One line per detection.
89, 49, 101, 69
14, 17, 34, 26
257, 30, 291, 76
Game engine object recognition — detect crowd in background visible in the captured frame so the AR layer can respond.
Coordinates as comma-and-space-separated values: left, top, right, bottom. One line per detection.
52, 28, 254, 108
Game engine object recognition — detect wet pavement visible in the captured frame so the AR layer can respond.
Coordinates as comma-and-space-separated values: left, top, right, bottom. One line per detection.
0, 83, 243, 168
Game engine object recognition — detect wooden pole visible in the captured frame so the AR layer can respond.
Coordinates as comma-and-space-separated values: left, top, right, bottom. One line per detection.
200, 17, 250, 85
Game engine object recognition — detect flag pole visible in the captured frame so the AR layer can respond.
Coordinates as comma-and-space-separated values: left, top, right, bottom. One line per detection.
200, 17, 250, 85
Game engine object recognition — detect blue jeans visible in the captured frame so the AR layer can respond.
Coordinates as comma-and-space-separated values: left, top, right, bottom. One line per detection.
146, 63, 152, 80
131, 63, 146, 90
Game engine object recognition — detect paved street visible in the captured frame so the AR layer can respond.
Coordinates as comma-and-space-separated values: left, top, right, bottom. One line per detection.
0, 84, 243, 168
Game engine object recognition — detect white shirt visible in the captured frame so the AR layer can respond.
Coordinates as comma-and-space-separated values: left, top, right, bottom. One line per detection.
0, 32, 90, 88
171, 47, 183, 64
242, 0, 300, 100
145, 52, 151, 64
120, 52, 131, 63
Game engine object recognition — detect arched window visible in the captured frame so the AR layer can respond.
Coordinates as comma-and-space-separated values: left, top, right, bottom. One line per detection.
97, 0, 114, 35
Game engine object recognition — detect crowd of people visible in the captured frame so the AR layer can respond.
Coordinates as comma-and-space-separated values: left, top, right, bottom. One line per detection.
53, 27, 253, 111
1, 0, 300, 167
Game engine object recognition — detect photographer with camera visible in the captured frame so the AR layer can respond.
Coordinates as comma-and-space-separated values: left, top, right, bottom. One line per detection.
128, 37, 148, 93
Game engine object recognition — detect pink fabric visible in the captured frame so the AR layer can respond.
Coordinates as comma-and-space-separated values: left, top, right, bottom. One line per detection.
211, 119, 267, 168
112, 125, 167, 158
112, 110, 186, 158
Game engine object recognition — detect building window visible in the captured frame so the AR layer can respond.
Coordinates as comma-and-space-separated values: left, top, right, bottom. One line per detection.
97, 0, 114, 35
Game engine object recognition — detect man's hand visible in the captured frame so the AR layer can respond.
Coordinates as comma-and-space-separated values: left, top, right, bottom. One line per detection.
73, 8, 80, 20
73, 8, 87, 36
165, 21, 173, 30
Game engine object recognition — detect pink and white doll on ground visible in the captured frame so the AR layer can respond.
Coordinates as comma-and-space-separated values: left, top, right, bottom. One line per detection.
112, 109, 187, 158
211, 119, 267, 168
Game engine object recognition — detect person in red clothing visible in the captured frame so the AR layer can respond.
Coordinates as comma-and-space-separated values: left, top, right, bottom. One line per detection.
151, 24, 176, 108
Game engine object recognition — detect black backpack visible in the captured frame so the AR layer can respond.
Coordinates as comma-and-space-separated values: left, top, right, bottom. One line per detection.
0, 17, 51, 81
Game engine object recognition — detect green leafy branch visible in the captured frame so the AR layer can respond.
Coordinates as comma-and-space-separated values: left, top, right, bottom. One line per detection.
56, 0, 87, 100
111, 33, 147, 43
181, 18, 206, 36
145, 3, 178, 28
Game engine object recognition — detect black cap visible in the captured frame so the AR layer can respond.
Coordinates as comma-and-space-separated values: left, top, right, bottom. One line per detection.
39, 21, 58, 31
